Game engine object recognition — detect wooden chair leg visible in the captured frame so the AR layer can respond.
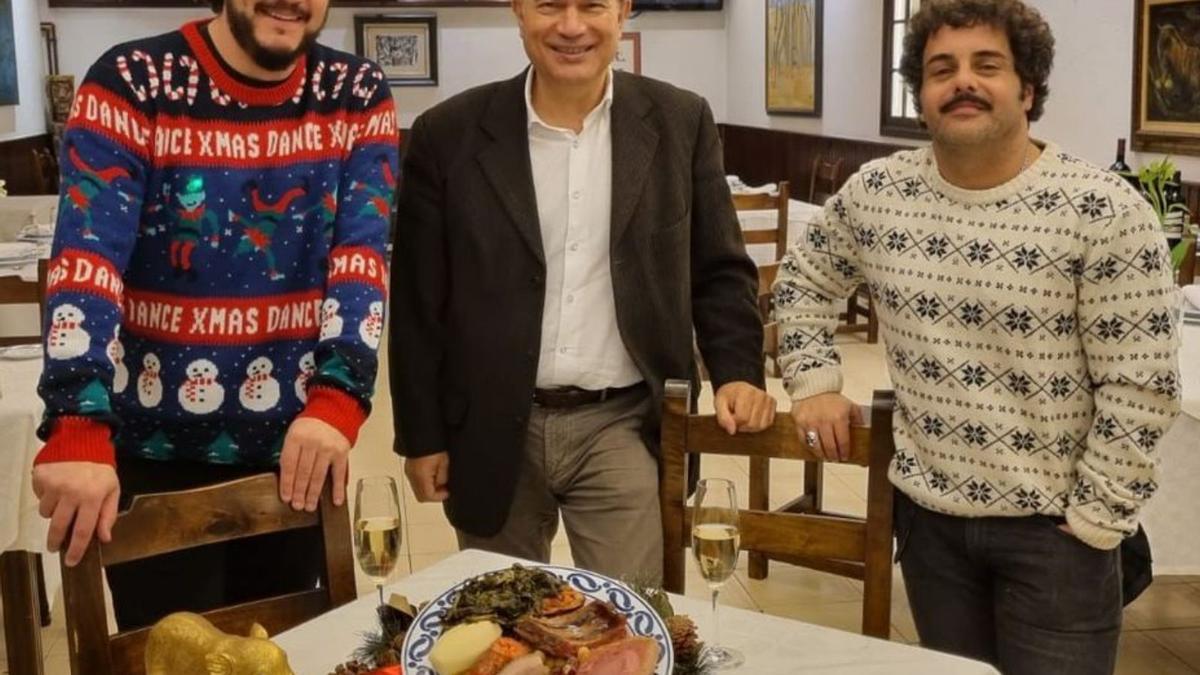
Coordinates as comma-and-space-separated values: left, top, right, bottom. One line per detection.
866, 295, 879, 344
748, 456, 771, 580
845, 293, 859, 326
36, 553, 51, 627
1, 551, 46, 675
803, 460, 824, 513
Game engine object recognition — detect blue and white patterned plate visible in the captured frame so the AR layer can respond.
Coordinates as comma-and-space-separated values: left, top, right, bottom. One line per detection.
401, 564, 674, 674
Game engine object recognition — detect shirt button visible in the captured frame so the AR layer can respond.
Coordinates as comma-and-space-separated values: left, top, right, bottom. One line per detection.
566, 294, 575, 304
559, 347, 568, 355
571, 191, 582, 200
572, 140, 580, 149
569, 243, 579, 252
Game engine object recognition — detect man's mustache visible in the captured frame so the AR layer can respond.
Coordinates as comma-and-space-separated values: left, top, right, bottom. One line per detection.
940, 93, 992, 113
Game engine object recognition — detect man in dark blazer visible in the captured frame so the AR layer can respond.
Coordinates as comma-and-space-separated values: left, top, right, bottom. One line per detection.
389, 0, 774, 582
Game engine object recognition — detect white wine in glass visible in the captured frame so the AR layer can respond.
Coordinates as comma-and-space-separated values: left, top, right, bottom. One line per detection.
691, 478, 744, 670
354, 476, 402, 606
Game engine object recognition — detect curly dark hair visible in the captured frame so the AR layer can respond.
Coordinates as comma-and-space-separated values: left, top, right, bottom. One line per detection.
211, 0, 223, 12
899, 0, 1055, 122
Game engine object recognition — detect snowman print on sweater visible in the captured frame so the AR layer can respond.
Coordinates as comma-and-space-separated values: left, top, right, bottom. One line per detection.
319, 298, 343, 341
178, 359, 224, 414
359, 301, 383, 350
137, 353, 162, 408
47, 304, 90, 360
295, 352, 315, 403
239, 356, 281, 412
106, 326, 128, 394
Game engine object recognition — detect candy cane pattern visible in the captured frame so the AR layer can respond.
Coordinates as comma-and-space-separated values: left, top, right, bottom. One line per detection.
351, 63, 381, 102
208, 77, 232, 106
162, 53, 200, 105
310, 60, 327, 101
329, 61, 349, 100
117, 49, 159, 102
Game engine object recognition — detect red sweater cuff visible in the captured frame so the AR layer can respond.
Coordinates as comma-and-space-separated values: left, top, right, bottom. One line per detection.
35, 417, 116, 466
297, 386, 368, 446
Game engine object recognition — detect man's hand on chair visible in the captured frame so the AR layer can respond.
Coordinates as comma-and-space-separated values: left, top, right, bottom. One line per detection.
32, 462, 120, 567
404, 452, 450, 502
714, 381, 777, 435
790, 393, 862, 462
279, 417, 351, 512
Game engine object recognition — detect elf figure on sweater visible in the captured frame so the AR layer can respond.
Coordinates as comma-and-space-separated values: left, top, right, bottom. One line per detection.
293, 188, 338, 246
230, 181, 308, 281
166, 175, 221, 277
33, 0, 397, 634
775, 2, 1180, 672
60, 144, 135, 241
348, 155, 396, 219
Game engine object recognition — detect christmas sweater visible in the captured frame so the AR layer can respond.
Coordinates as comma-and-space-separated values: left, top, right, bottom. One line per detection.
775, 143, 1181, 550
36, 20, 398, 467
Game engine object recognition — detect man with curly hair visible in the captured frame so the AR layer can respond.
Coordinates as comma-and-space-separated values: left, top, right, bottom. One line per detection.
774, 1, 1180, 672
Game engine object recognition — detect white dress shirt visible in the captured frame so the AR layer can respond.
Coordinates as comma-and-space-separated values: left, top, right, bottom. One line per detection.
526, 68, 642, 390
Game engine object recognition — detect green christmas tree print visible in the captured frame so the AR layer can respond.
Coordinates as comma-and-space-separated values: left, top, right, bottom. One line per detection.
140, 430, 175, 460
205, 431, 241, 464
76, 379, 111, 415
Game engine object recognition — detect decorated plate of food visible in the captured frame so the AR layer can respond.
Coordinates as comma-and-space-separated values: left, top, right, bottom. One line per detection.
401, 564, 674, 675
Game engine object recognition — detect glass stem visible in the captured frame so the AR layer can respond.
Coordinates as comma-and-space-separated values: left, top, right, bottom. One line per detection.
711, 587, 721, 650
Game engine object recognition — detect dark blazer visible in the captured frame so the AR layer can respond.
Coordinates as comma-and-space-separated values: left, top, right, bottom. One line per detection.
389, 70, 763, 537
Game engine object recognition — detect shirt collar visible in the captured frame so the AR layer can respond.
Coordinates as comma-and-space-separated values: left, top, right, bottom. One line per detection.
524, 66, 615, 132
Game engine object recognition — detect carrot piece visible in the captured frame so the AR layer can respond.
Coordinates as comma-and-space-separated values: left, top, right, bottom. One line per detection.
465, 637, 532, 675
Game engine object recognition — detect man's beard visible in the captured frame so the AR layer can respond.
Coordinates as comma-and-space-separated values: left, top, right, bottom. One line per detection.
226, 2, 325, 72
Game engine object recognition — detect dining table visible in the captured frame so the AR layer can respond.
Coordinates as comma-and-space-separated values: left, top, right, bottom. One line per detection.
0, 353, 56, 675
274, 549, 1000, 674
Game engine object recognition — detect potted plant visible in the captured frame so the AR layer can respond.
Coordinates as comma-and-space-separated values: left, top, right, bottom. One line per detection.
1136, 158, 1195, 280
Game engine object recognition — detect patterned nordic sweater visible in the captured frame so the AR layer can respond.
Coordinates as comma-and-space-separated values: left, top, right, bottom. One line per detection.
775, 143, 1181, 550
36, 20, 398, 467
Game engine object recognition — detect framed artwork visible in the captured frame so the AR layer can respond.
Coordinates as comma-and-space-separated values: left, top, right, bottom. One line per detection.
613, 32, 642, 75
765, 0, 822, 116
1132, 0, 1200, 156
355, 15, 438, 87
0, 0, 19, 106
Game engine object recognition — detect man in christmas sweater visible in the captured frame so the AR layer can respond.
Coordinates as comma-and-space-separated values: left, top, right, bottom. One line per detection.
776, 1, 1179, 673
32, 0, 397, 629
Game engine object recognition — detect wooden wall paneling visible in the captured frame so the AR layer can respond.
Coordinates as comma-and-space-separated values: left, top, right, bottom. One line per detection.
0, 135, 55, 196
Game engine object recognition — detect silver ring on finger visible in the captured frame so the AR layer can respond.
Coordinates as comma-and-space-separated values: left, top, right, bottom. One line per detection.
805, 430, 819, 448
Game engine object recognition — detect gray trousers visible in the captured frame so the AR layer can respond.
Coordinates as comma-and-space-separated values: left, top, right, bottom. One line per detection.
456, 389, 664, 584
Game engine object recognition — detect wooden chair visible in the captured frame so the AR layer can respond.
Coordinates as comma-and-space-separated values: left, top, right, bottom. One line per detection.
732, 180, 790, 263
31, 147, 60, 195
808, 156, 843, 206
0, 259, 48, 346
839, 284, 879, 344
1176, 237, 1196, 286
660, 379, 897, 638
61, 473, 356, 675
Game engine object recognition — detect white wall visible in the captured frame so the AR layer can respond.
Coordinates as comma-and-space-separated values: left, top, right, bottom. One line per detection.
724, 0, 1200, 180
0, 0, 47, 142
36, 4, 727, 128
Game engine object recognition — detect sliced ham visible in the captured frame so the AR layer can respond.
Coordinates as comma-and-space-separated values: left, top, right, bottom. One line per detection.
573, 637, 660, 675
513, 601, 629, 659
495, 652, 550, 675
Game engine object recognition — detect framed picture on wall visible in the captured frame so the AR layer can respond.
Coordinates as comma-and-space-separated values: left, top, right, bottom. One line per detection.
1132, 0, 1200, 156
765, 0, 822, 116
613, 32, 642, 75
355, 15, 438, 87
0, 0, 20, 106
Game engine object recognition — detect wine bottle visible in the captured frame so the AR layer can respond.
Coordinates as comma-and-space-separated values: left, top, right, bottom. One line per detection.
1109, 139, 1132, 173
1163, 170, 1185, 232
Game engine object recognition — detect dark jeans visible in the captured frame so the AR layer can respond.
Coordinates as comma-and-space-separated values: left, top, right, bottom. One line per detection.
105, 457, 324, 631
894, 491, 1122, 675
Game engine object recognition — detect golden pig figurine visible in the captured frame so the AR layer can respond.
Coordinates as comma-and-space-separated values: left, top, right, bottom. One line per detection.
144, 612, 295, 675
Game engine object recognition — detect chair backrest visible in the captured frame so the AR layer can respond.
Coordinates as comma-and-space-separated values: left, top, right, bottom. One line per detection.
809, 157, 844, 205
659, 379, 897, 637
0, 259, 49, 346
31, 147, 60, 195
62, 473, 356, 675
733, 180, 790, 262
757, 263, 780, 377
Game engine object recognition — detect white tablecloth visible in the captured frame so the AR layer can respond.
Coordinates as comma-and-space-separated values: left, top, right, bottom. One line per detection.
275, 550, 998, 675
0, 357, 61, 605
1140, 321, 1200, 574
736, 198, 824, 265
0, 195, 57, 243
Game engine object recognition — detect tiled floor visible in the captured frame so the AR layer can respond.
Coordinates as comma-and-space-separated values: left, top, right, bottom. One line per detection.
8, 335, 1200, 674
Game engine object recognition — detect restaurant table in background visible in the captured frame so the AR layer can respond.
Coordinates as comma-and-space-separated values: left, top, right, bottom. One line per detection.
1140, 318, 1200, 574
275, 549, 1000, 675
0, 195, 58, 242
0, 355, 57, 675
735, 198, 824, 265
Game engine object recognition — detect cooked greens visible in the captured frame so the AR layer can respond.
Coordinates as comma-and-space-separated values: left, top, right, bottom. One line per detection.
442, 565, 567, 628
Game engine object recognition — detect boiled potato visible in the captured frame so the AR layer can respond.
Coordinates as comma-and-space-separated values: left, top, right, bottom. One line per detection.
430, 620, 503, 675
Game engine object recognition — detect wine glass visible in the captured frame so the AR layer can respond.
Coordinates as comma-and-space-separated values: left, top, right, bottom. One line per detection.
691, 477, 744, 670
353, 476, 403, 607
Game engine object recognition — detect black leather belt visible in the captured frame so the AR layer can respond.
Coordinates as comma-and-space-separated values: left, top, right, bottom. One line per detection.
532, 382, 645, 409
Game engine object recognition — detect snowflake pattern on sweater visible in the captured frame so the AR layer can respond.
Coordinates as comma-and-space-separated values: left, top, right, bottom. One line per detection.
36, 20, 398, 467
774, 143, 1181, 550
